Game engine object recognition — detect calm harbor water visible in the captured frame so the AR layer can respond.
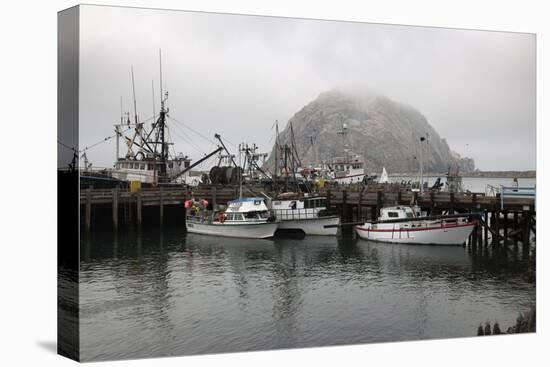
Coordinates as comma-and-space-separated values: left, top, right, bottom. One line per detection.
79, 228, 535, 361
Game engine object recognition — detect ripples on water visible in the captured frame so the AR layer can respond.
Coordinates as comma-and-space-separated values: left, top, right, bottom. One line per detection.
79, 229, 535, 361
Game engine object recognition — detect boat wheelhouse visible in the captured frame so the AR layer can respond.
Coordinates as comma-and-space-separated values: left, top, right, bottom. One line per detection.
330, 156, 366, 184
355, 206, 476, 245
113, 154, 192, 184
270, 194, 340, 235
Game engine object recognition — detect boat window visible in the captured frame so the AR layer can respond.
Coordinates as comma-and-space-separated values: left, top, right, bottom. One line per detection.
254, 200, 262, 205
388, 211, 399, 218
245, 212, 258, 219
184, 160, 190, 168
140, 164, 145, 170
169, 162, 173, 168
406, 213, 414, 218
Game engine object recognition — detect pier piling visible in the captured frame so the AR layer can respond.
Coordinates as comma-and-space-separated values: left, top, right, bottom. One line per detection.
85, 189, 92, 231
137, 191, 142, 226
112, 188, 118, 230
159, 188, 164, 225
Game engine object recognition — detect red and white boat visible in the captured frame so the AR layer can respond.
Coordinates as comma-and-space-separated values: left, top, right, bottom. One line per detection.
355, 206, 477, 245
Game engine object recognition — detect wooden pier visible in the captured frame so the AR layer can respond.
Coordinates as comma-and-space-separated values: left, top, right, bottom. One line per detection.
80, 184, 535, 249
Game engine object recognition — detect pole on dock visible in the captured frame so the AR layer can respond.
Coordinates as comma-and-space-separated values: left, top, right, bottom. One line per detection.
493, 211, 500, 246
522, 211, 531, 249
112, 188, 118, 230
376, 191, 382, 218
503, 210, 508, 240
159, 187, 164, 226
341, 190, 353, 236
513, 211, 519, 248
484, 210, 489, 247
211, 185, 217, 209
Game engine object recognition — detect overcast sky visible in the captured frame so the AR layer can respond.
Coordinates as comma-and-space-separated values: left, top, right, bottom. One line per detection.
79, 5, 535, 171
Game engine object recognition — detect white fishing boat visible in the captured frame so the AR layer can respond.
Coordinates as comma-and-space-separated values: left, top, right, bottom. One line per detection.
185, 197, 279, 239
331, 156, 366, 184
355, 206, 477, 245
270, 194, 340, 236
329, 119, 366, 184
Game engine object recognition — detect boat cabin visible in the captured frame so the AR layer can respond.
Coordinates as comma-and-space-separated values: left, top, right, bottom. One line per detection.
271, 196, 327, 210
112, 155, 192, 184
378, 206, 421, 221
223, 197, 271, 222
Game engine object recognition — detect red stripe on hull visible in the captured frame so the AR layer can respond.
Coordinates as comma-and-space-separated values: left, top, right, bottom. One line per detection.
356, 220, 478, 233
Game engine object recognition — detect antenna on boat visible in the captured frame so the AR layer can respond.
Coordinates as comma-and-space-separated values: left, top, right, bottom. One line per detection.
131, 66, 138, 125
419, 136, 426, 194
120, 96, 124, 125
151, 80, 156, 124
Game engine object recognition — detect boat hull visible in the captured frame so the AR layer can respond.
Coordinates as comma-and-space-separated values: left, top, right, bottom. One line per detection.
355, 221, 477, 245
277, 216, 340, 236
186, 220, 278, 239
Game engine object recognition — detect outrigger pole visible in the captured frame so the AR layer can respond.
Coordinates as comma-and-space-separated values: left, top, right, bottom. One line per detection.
169, 146, 223, 181
214, 133, 238, 168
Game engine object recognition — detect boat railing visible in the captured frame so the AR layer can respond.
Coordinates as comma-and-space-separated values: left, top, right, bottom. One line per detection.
272, 208, 319, 221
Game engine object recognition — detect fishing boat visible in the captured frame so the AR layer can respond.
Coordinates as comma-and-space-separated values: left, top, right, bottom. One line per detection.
270, 193, 340, 236
329, 119, 366, 184
185, 197, 279, 239
79, 53, 223, 189
355, 206, 477, 245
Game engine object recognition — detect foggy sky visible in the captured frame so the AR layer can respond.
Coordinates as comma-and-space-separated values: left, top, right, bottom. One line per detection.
79, 5, 536, 171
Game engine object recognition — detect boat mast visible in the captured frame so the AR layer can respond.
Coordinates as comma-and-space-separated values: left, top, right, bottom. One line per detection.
419, 136, 425, 193
131, 66, 138, 126
158, 49, 167, 178
274, 120, 279, 179
116, 96, 123, 161
337, 114, 348, 162
238, 143, 243, 198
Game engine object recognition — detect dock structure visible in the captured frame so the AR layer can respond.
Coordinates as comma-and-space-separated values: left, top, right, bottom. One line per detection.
80, 184, 535, 249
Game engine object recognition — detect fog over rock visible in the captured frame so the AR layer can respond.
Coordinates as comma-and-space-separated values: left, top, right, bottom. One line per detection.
266, 89, 475, 174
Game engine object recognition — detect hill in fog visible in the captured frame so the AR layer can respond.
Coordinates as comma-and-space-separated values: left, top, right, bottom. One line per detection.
265, 89, 475, 174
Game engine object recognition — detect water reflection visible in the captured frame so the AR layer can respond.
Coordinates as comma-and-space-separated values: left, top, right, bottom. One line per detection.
79, 229, 535, 361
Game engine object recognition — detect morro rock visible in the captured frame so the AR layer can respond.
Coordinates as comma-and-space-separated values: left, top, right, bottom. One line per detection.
265, 89, 474, 173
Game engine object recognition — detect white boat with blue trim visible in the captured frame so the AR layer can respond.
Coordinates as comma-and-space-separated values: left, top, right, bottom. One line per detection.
186, 197, 279, 239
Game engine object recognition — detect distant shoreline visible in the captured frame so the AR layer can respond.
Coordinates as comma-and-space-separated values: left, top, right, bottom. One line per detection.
388, 170, 536, 179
